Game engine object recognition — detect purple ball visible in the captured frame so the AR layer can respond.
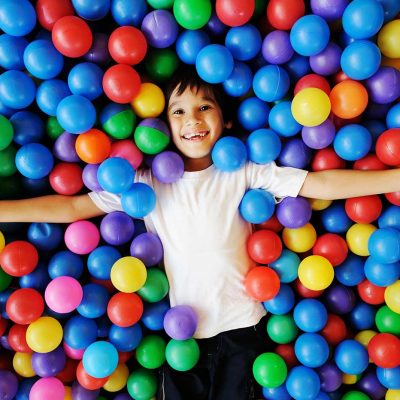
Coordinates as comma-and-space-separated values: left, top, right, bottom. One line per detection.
152, 151, 184, 183
31, 346, 66, 377
141, 10, 179, 48
323, 283, 356, 314
163, 305, 198, 340
82, 163, 102, 192
206, 11, 228, 36
71, 381, 100, 400
317, 362, 342, 392
356, 370, 387, 400
365, 66, 400, 104
84, 32, 111, 65
113, 394, 132, 400
262, 30, 294, 65
301, 119, 336, 149
276, 196, 312, 228
0, 370, 18, 400
278, 138, 312, 168
309, 42, 342, 76
100, 211, 135, 246
138, 117, 170, 136
0, 335, 12, 350
310, 0, 349, 21
53, 131, 80, 162
130, 232, 163, 266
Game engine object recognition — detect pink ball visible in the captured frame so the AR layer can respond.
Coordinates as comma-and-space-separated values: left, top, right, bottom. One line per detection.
110, 139, 143, 170
63, 342, 85, 360
45, 276, 83, 313
29, 377, 65, 400
64, 220, 100, 254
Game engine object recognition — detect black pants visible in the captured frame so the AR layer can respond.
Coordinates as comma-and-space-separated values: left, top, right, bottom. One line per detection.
157, 317, 269, 400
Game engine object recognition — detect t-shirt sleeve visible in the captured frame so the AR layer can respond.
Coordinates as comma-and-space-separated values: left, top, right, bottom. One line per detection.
245, 161, 308, 199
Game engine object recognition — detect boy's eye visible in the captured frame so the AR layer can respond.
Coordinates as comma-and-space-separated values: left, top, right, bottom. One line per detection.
172, 109, 184, 115
200, 105, 211, 111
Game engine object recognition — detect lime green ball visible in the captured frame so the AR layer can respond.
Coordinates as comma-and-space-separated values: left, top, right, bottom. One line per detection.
147, 0, 173, 9
173, 0, 212, 30
145, 49, 180, 83
0, 145, 17, 177
165, 338, 200, 371
136, 335, 166, 369
137, 268, 169, 303
0, 268, 12, 291
375, 305, 400, 335
253, 352, 287, 388
46, 116, 64, 140
267, 314, 298, 344
102, 108, 136, 140
134, 119, 170, 155
127, 368, 158, 400
0, 115, 13, 151
342, 391, 371, 400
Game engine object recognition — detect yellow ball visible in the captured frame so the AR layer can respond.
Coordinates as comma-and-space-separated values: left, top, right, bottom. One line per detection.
342, 373, 360, 385
308, 198, 332, 211
346, 223, 377, 256
387, 389, 400, 400
282, 222, 317, 253
354, 330, 377, 348
0, 230, 4, 252
111, 256, 147, 293
26, 316, 63, 353
291, 88, 331, 127
298, 255, 334, 291
131, 82, 165, 118
13, 352, 35, 378
64, 387, 73, 400
385, 280, 400, 314
378, 19, 400, 59
103, 363, 129, 392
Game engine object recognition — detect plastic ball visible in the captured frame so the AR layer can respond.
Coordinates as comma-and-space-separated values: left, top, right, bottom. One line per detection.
247, 229, 282, 264
141, 300, 170, 331
321, 313, 347, 347
36, 79, 71, 117
97, 157, 134, 194
263, 284, 295, 315
6, 287, 44, 325
312, 233, 348, 267
239, 189, 275, 224
64, 220, 100, 255
30, 377, 65, 400
126, 368, 158, 400
252, 352, 287, 388
334, 339, 369, 375
345, 195, 382, 224
385, 280, 400, 314
35, 0, 75, 31
137, 268, 169, 303
246, 128, 281, 164
53, 132, 79, 162
163, 305, 198, 340
365, 66, 400, 104
285, 366, 321, 400
278, 137, 312, 169
173, 0, 212, 30
134, 118, 170, 155
0, 240, 38, 277
368, 332, 400, 368
261, 30, 293, 65
165, 338, 200, 371
293, 298, 328, 333
237, 97, 270, 131
141, 10, 179, 48
67, 62, 104, 101
110, 256, 147, 293
269, 249, 300, 284
282, 222, 317, 253
15, 143, 54, 180
75, 128, 111, 164
244, 266, 280, 302
31, 346, 66, 377
111, 0, 148, 26
309, 42, 342, 76
0, 34, 28, 70
176, 29, 210, 65
378, 19, 400, 58
368, 228, 400, 264
0, 70, 36, 110
26, 316, 63, 353
268, 101, 302, 138
152, 151, 184, 183
100, 212, 135, 246
375, 305, 400, 335
83, 341, 118, 379
49, 162, 84, 195
376, 366, 400, 389
225, 24, 262, 62
109, 322, 143, 352
45, 276, 83, 314
346, 223, 377, 256
294, 74, 331, 96
276, 197, 312, 229
376, 128, 400, 166
253, 65, 290, 102
0, 370, 18, 399
100, 103, 136, 140
103, 363, 130, 392
211, 136, 247, 172
107, 292, 143, 327
266, 0, 305, 30
77, 283, 109, 319
0, 0, 36, 36
295, 332, 330, 368
121, 183, 156, 218
48, 250, 84, 280
131, 83, 165, 118
223, 61, 252, 97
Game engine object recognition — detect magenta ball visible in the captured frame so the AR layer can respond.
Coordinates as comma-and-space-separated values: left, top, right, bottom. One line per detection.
276, 196, 312, 228
151, 151, 184, 183
100, 211, 135, 246
45, 276, 83, 313
130, 232, 163, 267
29, 377, 65, 400
163, 305, 198, 340
64, 220, 100, 254
301, 119, 336, 149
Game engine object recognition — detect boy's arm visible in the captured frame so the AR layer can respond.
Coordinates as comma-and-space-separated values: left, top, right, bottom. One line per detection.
0, 194, 105, 223
299, 168, 400, 200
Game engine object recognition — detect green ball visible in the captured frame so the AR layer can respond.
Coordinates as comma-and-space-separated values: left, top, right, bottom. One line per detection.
145, 49, 180, 83
147, 0, 173, 9
137, 268, 169, 303
0, 268, 12, 291
252, 352, 287, 388
173, 0, 212, 30
136, 335, 166, 369
102, 108, 136, 140
253, 0, 267, 20
375, 305, 400, 335
46, 116, 64, 140
342, 391, 371, 400
165, 338, 200, 371
0, 115, 13, 151
134, 120, 170, 155
127, 368, 158, 400
0, 145, 17, 177
0, 175, 22, 199
267, 314, 298, 344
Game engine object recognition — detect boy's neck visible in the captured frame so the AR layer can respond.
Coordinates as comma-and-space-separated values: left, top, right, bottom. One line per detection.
184, 156, 212, 172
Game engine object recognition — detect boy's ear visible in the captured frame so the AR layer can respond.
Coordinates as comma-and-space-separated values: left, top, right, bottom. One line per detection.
225, 120, 233, 129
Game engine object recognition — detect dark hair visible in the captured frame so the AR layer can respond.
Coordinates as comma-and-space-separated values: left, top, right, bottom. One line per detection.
163, 66, 234, 125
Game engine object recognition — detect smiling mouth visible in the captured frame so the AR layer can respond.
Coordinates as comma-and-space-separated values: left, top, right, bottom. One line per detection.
182, 131, 209, 141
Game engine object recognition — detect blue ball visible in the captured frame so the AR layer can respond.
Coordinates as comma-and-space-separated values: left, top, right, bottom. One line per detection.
321, 202, 352, 233
294, 333, 330, 368
27, 223, 63, 251
10, 111, 45, 145
48, 250, 84, 279
23, 39, 64, 80
386, 103, 400, 129
142, 300, 170, 331
0, 0, 36, 36
87, 245, 121, 280
223, 61, 252, 97
293, 299, 328, 333
239, 189, 275, 224
0, 34, 28, 70
362, 119, 386, 144
64, 315, 98, 350
196, 44, 234, 84
290, 15, 330, 56
246, 128, 281, 164
19, 261, 50, 291
368, 227, 400, 264
109, 323, 143, 352
121, 182, 156, 218
237, 97, 270, 131
211, 136, 247, 172
286, 366, 321, 400
97, 157, 135, 194
225, 23, 262, 61
83, 341, 119, 379
111, 0, 148, 26
0, 70, 36, 109
379, 205, 400, 230
376, 366, 400, 389
349, 301, 376, 330
68, 62, 104, 100
263, 284, 295, 315
77, 283, 109, 319
278, 138, 312, 169
262, 384, 291, 400
335, 254, 365, 286
269, 249, 300, 283
333, 124, 372, 161
176, 29, 210, 65
36, 79, 71, 116
340, 40, 381, 80
364, 256, 400, 286
268, 101, 302, 137
72, 0, 110, 20
15, 143, 54, 179
380, 0, 400, 22
56, 94, 96, 134
334, 339, 369, 375
253, 65, 290, 102
284, 53, 311, 81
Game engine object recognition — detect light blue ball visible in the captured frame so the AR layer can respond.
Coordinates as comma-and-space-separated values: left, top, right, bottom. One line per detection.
239, 189, 275, 224
269, 249, 300, 283
72, 0, 110, 20
246, 128, 281, 164
237, 97, 270, 132
97, 157, 135, 194
376, 366, 400, 389
82, 341, 119, 378
223, 61, 252, 97
263, 284, 295, 315
0, 0, 36, 36
379, 205, 400, 230
87, 245, 121, 280
211, 136, 247, 172
121, 182, 156, 218
36, 79, 71, 116
253, 65, 290, 102
176, 29, 210, 65
386, 103, 400, 128
333, 124, 372, 161
364, 256, 400, 287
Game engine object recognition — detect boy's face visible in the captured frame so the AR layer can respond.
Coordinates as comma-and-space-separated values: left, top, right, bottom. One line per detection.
167, 85, 230, 171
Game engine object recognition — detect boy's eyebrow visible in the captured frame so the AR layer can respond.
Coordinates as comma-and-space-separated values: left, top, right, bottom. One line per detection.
167, 95, 217, 111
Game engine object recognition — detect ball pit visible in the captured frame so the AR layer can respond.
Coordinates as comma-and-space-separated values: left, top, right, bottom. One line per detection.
0, 0, 400, 399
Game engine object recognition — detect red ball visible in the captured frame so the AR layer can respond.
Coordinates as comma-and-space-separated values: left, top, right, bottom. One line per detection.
255, 215, 283, 233
385, 191, 400, 206
357, 279, 385, 305
332, 70, 350, 85
320, 313, 347, 346
247, 229, 282, 264
52, 16, 93, 58
77, 361, 109, 390
0, 241, 38, 277
294, 74, 331, 96
312, 233, 348, 267
118, 351, 135, 364
274, 344, 297, 369
108, 26, 147, 65
244, 266, 280, 301
6, 288, 44, 325
353, 154, 388, 171
107, 292, 143, 327
311, 147, 346, 171
216, 0, 255, 27
7, 324, 31, 353
35, 0, 74, 31
0, 317, 8, 337
375, 128, 400, 166
57, 358, 79, 384
267, 0, 305, 30
345, 195, 382, 224
49, 162, 84, 195
103, 64, 141, 104
293, 279, 324, 298
368, 333, 400, 368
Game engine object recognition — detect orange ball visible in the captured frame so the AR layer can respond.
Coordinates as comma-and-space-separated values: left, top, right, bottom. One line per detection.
75, 129, 111, 164
244, 266, 280, 301
329, 80, 368, 119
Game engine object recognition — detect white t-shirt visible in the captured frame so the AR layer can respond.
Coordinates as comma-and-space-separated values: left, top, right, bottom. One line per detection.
89, 161, 308, 338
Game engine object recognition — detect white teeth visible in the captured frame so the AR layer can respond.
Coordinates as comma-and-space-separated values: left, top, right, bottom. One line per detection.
183, 132, 208, 139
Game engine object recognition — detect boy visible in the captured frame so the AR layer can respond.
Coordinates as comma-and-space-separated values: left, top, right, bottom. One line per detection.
1, 68, 400, 399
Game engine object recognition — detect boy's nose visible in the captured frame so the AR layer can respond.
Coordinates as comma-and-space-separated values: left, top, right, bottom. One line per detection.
184, 113, 201, 125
